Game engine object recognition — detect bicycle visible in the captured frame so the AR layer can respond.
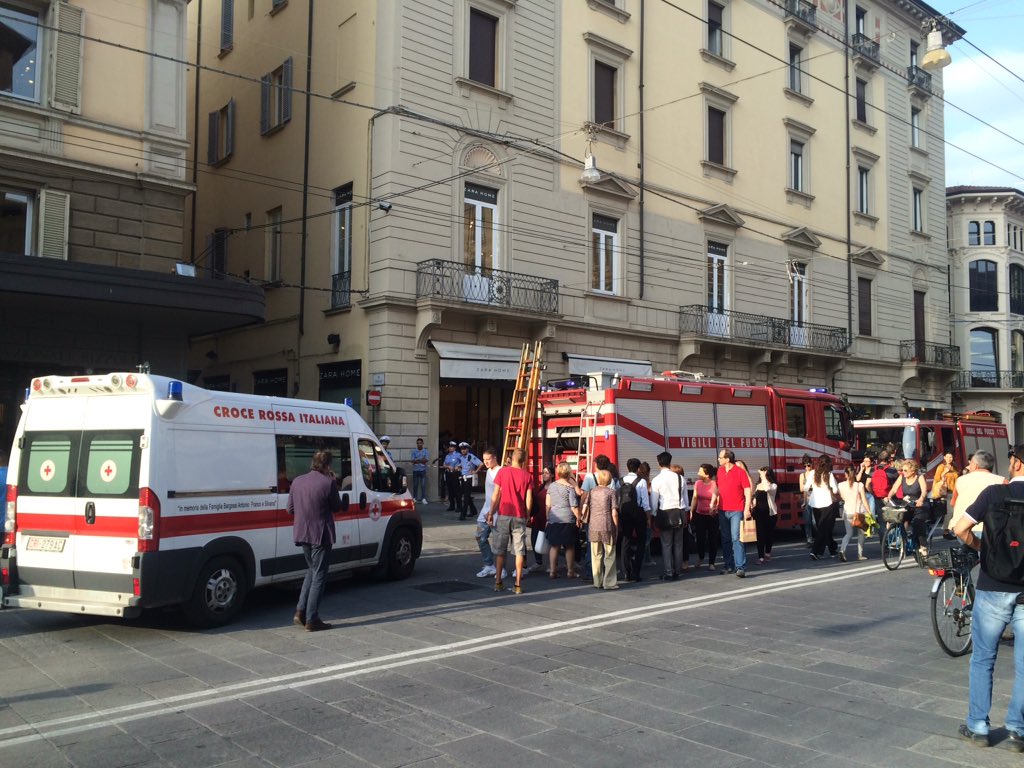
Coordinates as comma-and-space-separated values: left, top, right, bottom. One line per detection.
926, 545, 979, 657
879, 501, 943, 571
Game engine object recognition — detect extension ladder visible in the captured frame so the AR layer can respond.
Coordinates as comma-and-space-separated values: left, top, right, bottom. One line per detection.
501, 341, 544, 465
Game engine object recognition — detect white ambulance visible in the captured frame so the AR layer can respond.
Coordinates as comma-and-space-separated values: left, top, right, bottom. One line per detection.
1, 373, 421, 627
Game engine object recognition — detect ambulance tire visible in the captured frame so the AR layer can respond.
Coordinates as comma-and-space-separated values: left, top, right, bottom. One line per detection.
386, 527, 416, 580
183, 555, 248, 628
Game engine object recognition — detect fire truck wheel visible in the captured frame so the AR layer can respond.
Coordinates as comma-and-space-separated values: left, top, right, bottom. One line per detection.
184, 555, 248, 627
386, 528, 416, 580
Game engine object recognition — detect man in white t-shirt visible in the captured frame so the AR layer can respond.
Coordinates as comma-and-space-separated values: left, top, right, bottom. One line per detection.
951, 450, 1005, 535
474, 450, 501, 578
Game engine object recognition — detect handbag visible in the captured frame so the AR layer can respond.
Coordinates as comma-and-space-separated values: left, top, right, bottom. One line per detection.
850, 512, 867, 530
739, 518, 757, 543
656, 508, 683, 529
535, 530, 550, 556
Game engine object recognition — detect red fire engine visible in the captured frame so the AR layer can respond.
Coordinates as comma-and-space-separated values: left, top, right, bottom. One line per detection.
532, 373, 853, 530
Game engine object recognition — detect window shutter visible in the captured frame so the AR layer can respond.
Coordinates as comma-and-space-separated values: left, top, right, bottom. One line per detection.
221, 0, 234, 50
37, 189, 71, 260
260, 74, 271, 134
281, 57, 293, 123
225, 100, 235, 158
207, 110, 220, 165
51, 2, 84, 113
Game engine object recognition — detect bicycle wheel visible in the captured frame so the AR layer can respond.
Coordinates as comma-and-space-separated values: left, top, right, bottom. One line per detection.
882, 524, 905, 570
931, 573, 975, 657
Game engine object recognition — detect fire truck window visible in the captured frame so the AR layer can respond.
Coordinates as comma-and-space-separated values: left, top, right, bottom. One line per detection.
940, 427, 955, 457
920, 427, 936, 461
824, 406, 844, 442
276, 435, 352, 492
786, 404, 806, 438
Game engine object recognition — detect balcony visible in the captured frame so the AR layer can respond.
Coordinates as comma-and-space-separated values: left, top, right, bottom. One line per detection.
416, 259, 559, 316
679, 306, 849, 354
899, 340, 961, 368
783, 0, 816, 34
954, 370, 1024, 389
906, 65, 932, 97
331, 270, 351, 310
851, 32, 880, 70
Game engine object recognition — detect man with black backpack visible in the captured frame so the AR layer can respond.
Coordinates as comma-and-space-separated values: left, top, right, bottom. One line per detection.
954, 444, 1024, 750
618, 458, 651, 582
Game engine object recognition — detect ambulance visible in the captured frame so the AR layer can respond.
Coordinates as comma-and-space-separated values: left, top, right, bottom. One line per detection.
1, 373, 421, 626
533, 373, 853, 529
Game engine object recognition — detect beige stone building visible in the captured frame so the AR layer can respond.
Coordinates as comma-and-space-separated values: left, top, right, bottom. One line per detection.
186, 0, 960, 487
0, 0, 262, 447
947, 186, 1024, 441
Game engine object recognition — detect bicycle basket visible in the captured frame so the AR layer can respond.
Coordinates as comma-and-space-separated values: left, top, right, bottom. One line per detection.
925, 549, 954, 570
925, 547, 979, 571
880, 505, 907, 524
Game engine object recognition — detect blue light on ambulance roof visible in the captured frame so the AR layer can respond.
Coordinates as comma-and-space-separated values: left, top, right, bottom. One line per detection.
343, 397, 353, 407
808, 387, 829, 393
24, 387, 30, 402
167, 381, 183, 401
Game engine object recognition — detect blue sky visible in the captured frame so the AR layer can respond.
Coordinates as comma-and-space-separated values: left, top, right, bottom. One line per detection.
929, 0, 1024, 188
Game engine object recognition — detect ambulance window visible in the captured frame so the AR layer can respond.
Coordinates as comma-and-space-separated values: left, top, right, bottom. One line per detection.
785, 404, 806, 438
357, 439, 393, 492
824, 406, 844, 442
276, 436, 352, 491
81, 431, 142, 497
20, 433, 76, 496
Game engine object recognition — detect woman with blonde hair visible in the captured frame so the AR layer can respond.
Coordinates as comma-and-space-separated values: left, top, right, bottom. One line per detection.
887, 458, 930, 558
544, 462, 581, 577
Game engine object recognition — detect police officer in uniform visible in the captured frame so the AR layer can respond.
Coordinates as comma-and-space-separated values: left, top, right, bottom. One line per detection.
457, 442, 483, 520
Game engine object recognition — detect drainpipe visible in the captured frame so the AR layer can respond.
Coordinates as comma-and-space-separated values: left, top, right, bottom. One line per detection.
298, 0, 314, 340
189, 0, 203, 263
638, 0, 646, 299
844, 4, 853, 349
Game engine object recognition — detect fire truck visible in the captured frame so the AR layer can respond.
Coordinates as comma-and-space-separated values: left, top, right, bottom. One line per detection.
853, 412, 1011, 481
532, 373, 853, 530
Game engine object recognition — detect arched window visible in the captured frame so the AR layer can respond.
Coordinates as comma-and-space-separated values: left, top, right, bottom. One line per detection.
984, 220, 996, 246
969, 259, 998, 312
969, 327, 999, 386
1011, 264, 1024, 315
1013, 331, 1024, 387
968, 220, 980, 246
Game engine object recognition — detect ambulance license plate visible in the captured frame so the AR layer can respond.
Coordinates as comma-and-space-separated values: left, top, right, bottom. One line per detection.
26, 536, 67, 553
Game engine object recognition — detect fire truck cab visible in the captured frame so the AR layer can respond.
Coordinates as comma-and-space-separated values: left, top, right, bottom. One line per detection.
534, 373, 853, 529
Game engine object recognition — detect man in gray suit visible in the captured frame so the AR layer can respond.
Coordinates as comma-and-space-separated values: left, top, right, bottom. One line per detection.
288, 449, 341, 631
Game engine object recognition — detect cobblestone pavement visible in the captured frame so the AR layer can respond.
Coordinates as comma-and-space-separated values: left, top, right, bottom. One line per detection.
0, 503, 1019, 767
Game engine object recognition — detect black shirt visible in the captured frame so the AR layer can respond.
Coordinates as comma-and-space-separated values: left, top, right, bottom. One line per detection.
965, 478, 1024, 593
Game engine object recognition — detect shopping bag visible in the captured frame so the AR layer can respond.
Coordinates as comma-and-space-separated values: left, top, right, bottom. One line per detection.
535, 530, 550, 556
739, 519, 758, 543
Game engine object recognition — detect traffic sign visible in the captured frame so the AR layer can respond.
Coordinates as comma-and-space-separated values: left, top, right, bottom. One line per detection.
366, 389, 382, 407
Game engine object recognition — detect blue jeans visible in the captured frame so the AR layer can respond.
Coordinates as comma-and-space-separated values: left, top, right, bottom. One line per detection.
719, 511, 746, 571
297, 543, 331, 621
412, 471, 427, 500
475, 522, 494, 567
968, 589, 1024, 735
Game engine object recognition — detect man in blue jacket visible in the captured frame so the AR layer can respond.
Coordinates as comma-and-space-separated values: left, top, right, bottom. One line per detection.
288, 449, 341, 631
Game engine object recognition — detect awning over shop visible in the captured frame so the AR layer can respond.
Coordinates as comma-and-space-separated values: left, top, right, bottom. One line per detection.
566, 353, 653, 378
432, 341, 522, 380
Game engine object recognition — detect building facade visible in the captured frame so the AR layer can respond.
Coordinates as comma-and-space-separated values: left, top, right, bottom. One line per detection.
0, 0, 263, 447
186, 0, 959, 488
947, 186, 1024, 442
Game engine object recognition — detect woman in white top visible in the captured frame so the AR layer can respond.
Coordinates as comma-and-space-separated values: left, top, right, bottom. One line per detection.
798, 454, 815, 546
838, 465, 871, 562
752, 467, 778, 564
808, 455, 839, 561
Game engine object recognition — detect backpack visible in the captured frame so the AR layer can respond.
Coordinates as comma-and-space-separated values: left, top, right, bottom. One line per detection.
619, 476, 642, 515
981, 484, 1024, 586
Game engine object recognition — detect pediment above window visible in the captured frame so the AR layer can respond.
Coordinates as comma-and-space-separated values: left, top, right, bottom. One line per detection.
697, 203, 745, 229
580, 174, 637, 200
781, 226, 821, 249
851, 246, 886, 267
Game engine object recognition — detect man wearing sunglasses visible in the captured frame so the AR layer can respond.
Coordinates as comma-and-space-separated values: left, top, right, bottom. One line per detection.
953, 446, 1024, 749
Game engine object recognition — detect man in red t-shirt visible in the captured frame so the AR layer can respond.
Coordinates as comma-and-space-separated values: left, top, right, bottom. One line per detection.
487, 448, 533, 594
716, 449, 753, 577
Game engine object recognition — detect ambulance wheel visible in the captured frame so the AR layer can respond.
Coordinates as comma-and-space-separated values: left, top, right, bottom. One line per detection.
184, 556, 248, 627
386, 528, 416, 580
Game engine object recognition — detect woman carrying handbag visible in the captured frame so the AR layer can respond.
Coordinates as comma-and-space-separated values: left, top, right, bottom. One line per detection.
838, 465, 871, 561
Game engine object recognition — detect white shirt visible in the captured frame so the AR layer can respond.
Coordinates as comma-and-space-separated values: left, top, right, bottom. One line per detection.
477, 466, 500, 524
620, 472, 651, 512
807, 474, 838, 508
650, 469, 688, 511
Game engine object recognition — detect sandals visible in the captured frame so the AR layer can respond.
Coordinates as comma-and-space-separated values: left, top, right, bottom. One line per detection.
548, 571, 559, 579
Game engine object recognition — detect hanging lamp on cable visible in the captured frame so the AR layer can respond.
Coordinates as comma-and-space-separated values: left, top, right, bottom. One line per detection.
580, 126, 601, 184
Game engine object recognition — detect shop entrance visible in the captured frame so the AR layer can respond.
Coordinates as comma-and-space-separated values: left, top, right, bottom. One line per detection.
439, 379, 513, 455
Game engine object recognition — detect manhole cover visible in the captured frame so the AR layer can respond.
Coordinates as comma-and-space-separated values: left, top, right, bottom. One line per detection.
414, 581, 479, 595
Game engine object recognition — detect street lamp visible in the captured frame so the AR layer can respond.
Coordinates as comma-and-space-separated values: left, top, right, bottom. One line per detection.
580, 127, 601, 184
921, 20, 951, 71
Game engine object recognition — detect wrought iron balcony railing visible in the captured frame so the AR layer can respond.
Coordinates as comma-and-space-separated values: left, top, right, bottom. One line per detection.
416, 259, 559, 315
851, 32, 880, 63
784, 0, 816, 27
899, 340, 961, 368
331, 270, 351, 309
679, 306, 849, 354
954, 370, 1024, 389
906, 65, 932, 93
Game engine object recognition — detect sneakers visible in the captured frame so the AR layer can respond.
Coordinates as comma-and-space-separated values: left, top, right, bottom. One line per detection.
957, 724, 989, 747
529, 563, 545, 573
1007, 731, 1024, 753
421, 498, 429, 505
809, 553, 820, 561
858, 554, 868, 561
726, 567, 736, 574
736, 570, 746, 578
476, 565, 496, 578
